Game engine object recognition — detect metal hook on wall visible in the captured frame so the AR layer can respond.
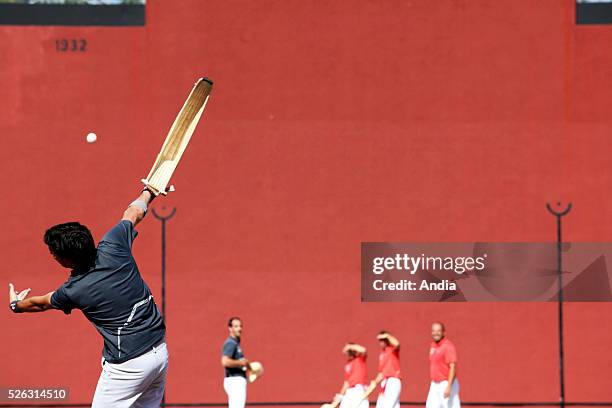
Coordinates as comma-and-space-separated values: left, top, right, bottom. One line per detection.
546, 201, 572, 408
151, 205, 176, 408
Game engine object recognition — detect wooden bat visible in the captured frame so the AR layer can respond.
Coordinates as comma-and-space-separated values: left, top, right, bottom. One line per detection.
358, 381, 377, 404
320, 400, 341, 408
141, 77, 213, 195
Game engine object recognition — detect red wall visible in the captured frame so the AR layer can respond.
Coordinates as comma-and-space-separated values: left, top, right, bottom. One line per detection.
1, 0, 611, 404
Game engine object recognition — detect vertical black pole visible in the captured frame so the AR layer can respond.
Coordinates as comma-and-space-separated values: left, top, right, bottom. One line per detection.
546, 202, 572, 408
152, 206, 176, 408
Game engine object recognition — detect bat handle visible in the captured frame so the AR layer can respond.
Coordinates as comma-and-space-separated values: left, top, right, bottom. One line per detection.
141, 180, 175, 196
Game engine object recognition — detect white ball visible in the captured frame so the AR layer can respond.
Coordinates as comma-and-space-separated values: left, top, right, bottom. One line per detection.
86, 132, 97, 143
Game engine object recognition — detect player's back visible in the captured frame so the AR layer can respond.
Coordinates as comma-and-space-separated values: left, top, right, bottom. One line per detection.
50, 220, 166, 364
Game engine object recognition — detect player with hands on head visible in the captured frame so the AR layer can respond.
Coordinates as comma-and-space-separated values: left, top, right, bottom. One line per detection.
330, 343, 369, 408
8, 186, 169, 408
368, 331, 402, 408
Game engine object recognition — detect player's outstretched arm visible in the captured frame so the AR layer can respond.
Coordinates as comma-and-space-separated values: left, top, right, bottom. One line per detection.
8, 283, 53, 313
122, 189, 156, 227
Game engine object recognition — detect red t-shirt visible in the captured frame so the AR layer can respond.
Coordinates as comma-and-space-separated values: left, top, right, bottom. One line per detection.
429, 337, 457, 382
345, 355, 367, 387
378, 346, 401, 379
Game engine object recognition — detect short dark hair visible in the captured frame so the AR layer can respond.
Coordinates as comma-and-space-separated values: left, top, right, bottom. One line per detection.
346, 342, 357, 357
44, 222, 96, 268
228, 317, 241, 327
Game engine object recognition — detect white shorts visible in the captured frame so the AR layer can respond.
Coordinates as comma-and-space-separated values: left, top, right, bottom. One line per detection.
92, 341, 169, 408
376, 377, 401, 408
224, 376, 247, 408
340, 384, 369, 408
426, 379, 460, 408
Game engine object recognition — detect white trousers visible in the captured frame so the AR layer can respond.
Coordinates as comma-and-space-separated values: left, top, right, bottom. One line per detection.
425, 380, 460, 408
340, 384, 369, 408
376, 377, 401, 408
92, 342, 169, 408
224, 376, 247, 408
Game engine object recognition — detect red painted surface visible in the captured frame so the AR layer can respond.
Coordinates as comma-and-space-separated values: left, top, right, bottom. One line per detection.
1, 0, 611, 404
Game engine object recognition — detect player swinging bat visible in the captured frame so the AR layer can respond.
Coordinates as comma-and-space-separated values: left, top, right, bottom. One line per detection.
7, 77, 213, 408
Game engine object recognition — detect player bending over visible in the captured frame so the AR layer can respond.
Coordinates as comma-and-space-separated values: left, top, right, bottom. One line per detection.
8, 187, 168, 408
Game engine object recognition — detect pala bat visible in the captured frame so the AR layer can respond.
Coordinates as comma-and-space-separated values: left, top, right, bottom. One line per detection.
141, 77, 213, 195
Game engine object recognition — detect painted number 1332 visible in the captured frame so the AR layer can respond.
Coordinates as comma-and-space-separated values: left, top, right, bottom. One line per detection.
55, 38, 87, 52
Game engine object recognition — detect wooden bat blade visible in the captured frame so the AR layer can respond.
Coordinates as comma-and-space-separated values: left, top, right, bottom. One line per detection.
321, 401, 341, 408
359, 382, 377, 402
142, 77, 213, 195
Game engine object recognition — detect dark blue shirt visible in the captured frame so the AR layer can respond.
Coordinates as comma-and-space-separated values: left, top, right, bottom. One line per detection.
222, 336, 246, 377
50, 220, 166, 364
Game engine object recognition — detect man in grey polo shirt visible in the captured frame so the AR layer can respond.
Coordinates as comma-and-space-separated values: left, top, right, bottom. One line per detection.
221, 317, 250, 408
8, 187, 168, 408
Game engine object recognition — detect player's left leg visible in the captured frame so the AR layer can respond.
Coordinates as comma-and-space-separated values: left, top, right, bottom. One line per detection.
339, 387, 352, 408
383, 378, 401, 408
447, 380, 460, 408
340, 386, 355, 408
353, 385, 370, 408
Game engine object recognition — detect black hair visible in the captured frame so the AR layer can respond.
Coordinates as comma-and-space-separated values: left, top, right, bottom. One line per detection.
228, 316, 242, 327
378, 330, 390, 345
346, 342, 357, 357
44, 222, 96, 269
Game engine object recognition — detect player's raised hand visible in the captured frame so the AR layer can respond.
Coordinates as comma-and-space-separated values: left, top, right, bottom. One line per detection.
376, 332, 389, 341
9, 283, 31, 302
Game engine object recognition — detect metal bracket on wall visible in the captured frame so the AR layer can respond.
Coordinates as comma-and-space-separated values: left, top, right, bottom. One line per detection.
546, 202, 572, 408
152, 205, 176, 408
